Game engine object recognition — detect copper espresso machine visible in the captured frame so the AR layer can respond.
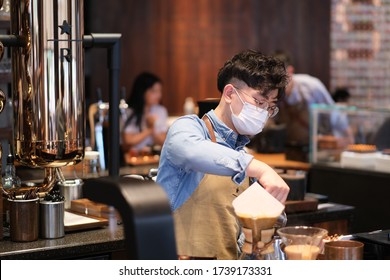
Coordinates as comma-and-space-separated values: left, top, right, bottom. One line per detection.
0, 0, 85, 194
0, 0, 176, 259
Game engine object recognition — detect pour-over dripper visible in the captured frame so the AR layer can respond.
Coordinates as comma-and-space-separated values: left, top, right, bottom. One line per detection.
233, 182, 285, 259
237, 211, 288, 260
277, 226, 328, 260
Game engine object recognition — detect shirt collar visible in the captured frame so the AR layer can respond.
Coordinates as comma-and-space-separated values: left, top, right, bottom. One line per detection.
205, 110, 250, 149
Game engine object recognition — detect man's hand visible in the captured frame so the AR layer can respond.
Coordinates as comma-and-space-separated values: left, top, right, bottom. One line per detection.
246, 159, 290, 203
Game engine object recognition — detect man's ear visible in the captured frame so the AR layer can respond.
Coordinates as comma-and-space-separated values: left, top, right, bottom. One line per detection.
222, 84, 234, 104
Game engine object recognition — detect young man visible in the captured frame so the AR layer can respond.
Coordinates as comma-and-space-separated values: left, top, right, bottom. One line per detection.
157, 50, 290, 260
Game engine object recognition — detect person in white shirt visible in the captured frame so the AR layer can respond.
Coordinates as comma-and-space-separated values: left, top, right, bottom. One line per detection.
122, 72, 168, 154
273, 51, 335, 161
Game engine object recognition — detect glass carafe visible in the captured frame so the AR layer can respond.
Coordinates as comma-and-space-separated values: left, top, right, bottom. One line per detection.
277, 226, 328, 260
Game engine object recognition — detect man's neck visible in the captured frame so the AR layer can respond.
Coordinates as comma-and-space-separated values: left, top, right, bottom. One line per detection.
214, 104, 237, 134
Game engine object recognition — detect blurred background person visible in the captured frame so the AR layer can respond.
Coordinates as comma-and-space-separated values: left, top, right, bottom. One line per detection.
332, 87, 351, 104
121, 72, 168, 155
273, 50, 335, 161
330, 87, 354, 147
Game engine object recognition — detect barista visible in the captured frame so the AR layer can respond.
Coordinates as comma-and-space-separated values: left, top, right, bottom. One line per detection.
156, 50, 290, 260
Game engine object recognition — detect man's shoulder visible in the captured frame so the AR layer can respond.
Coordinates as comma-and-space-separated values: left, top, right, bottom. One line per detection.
293, 73, 322, 84
169, 114, 205, 131
294, 74, 328, 91
172, 114, 202, 125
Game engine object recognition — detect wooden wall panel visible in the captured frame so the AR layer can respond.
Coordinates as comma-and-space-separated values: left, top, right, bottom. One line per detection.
85, 0, 331, 116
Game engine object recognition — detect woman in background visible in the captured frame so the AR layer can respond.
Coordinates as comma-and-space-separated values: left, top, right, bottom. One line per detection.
122, 72, 168, 154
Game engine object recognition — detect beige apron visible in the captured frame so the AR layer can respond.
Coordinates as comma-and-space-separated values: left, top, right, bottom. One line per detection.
174, 174, 249, 259
173, 116, 249, 260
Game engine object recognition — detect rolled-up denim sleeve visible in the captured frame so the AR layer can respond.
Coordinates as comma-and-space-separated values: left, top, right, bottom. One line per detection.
215, 150, 253, 185
165, 116, 254, 184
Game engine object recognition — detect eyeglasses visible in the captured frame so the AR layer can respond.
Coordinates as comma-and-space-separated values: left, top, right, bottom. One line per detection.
233, 86, 279, 118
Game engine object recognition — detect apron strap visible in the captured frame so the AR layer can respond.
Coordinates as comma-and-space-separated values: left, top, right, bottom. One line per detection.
202, 115, 217, 143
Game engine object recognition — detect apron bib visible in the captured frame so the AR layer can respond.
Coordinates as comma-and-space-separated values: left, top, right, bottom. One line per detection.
174, 174, 249, 259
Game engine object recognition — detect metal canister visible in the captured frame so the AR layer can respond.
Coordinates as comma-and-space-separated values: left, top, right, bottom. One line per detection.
58, 179, 83, 209
9, 197, 39, 242
40, 200, 65, 239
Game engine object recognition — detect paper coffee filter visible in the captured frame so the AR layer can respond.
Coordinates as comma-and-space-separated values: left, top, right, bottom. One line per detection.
232, 182, 285, 223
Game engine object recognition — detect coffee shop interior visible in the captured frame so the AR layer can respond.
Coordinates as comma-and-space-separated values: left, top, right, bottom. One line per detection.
0, 0, 390, 260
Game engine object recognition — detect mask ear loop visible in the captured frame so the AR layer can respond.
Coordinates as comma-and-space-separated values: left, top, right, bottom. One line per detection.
232, 87, 246, 105
229, 87, 242, 119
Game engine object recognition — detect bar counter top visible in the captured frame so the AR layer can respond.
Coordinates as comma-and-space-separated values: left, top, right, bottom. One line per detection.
0, 202, 354, 260
0, 224, 126, 260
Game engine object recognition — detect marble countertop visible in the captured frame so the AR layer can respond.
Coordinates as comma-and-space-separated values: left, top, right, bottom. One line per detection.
0, 224, 125, 260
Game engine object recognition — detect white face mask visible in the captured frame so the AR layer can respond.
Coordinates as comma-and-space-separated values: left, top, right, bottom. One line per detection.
230, 89, 269, 136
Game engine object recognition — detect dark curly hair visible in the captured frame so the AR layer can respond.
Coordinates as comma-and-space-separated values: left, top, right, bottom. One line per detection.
217, 50, 289, 100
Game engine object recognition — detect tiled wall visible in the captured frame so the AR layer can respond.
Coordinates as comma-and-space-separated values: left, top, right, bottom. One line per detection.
331, 0, 390, 108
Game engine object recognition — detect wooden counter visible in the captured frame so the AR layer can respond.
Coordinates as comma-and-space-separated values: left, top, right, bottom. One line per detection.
251, 152, 310, 171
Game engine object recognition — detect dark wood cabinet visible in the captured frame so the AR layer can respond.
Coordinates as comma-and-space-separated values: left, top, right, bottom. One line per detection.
308, 164, 390, 233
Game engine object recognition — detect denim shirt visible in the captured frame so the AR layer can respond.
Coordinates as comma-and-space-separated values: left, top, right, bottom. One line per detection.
156, 110, 254, 211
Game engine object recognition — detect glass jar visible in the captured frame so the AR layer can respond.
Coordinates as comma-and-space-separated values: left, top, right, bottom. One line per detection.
82, 150, 101, 178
